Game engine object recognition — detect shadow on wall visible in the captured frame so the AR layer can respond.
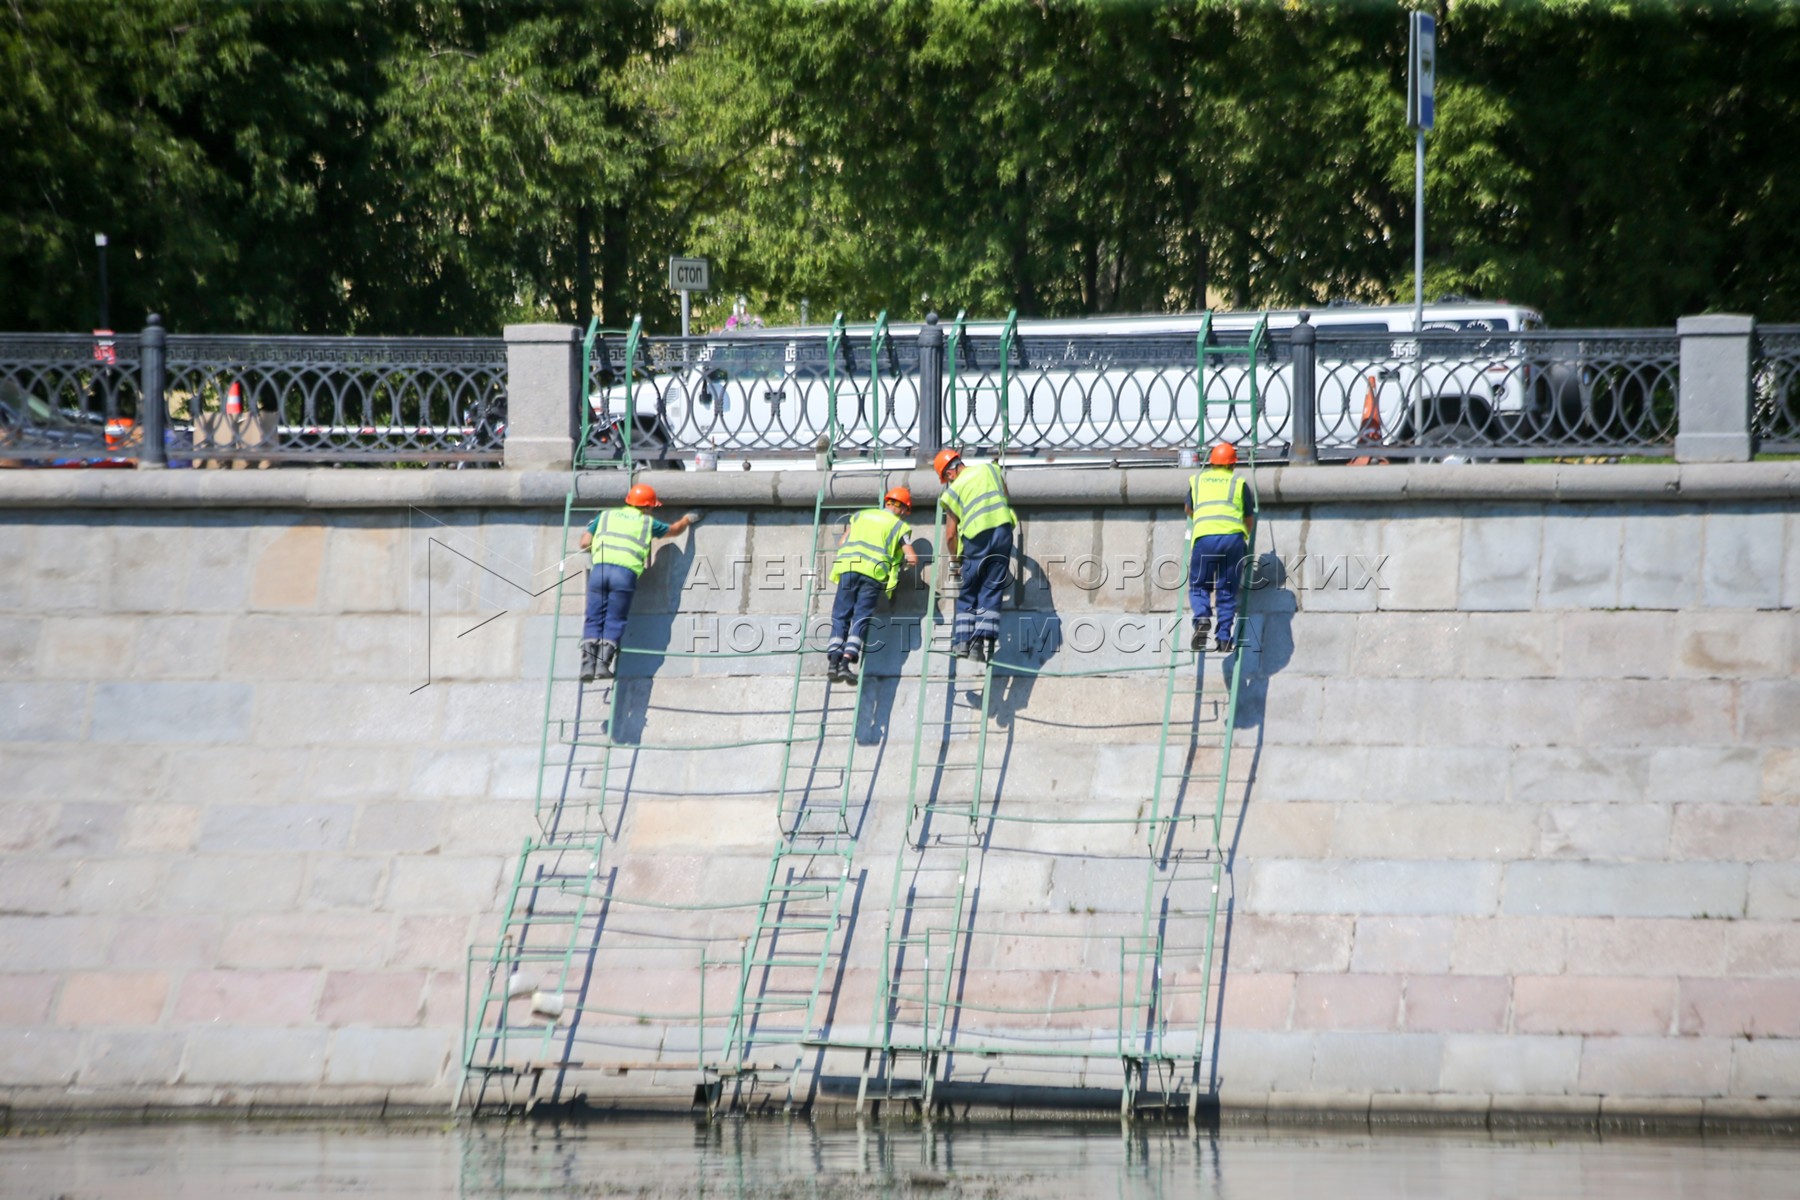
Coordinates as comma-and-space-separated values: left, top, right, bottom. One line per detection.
1208, 546, 1296, 1096
606, 531, 698, 745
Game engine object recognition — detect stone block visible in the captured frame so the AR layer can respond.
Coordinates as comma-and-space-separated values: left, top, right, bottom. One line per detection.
384, 856, 505, 914
321, 522, 408, 613
107, 916, 221, 967
25, 520, 108, 612
1538, 512, 1621, 609
1449, 917, 1568, 976
408, 748, 496, 801
56, 970, 169, 1026
0, 1030, 85, 1085
1502, 862, 1746, 919
317, 970, 428, 1027
1349, 612, 1464, 678
1742, 863, 1800, 921
36, 616, 137, 679
101, 522, 192, 615
1742, 681, 1800, 746
222, 615, 334, 680
1218, 972, 1294, 1031
1764, 749, 1800, 806
1236, 802, 1336, 859
196, 804, 356, 853
160, 856, 304, 913
79, 1030, 186, 1086
1513, 747, 1652, 806
173, 969, 320, 1025
391, 916, 477, 970
1227, 915, 1354, 973
1725, 921, 1800, 977
0, 683, 90, 741
1457, 511, 1541, 611
0, 915, 112, 970
1578, 1036, 1730, 1098
1248, 860, 1501, 917
121, 805, 202, 853
257, 682, 439, 746
250, 522, 327, 610
1357, 747, 1513, 807
1375, 516, 1461, 612
1559, 611, 1674, 679
1647, 747, 1764, 806
1538, 804, 1671, 861
308, 748, 412, 800
65, 858, 163, 913
353, 804, 444, 854
1311, 1031, 1443, 1093
629, 798, 777, 851
304, 859, 388, 910
1294, 510, 1384, 614
1671, 804, 1800, 860
1292, 973, 1401, 1031
1575, 680, 1736, 747
325, 1027, 452, 1086
1563, 918, 1729, 978
1679, 979, 1800, 1038
89, 681, 253, 744
1350, 917, 1454, 974
1702, 510, 1785, 608
1513, 976, 1676, 1035
1456, 612, 1560, 680
1332, 804, 1537, 860
0, 520, 38, 609
180, 522, 253, 615
135, 615, 232, 681
1439, 1034, 1580, 1095
0, 974, 59, 1024
1214, 1030, 1316, 1093
1617, 511, 1702, 610
1675, 612, 1793, 680
218, 913, 391, 970
438, 681, 541, 745
1402, 975, 1509, 1033
183, 1028, 327, 1085
1730, 1040, 1800, 1098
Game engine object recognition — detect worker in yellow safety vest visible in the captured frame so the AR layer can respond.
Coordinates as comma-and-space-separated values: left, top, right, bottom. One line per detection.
1185, 443, 1254, 654
934, 447, 1017, 664
825, 486, 919, 684
576, 482, 702, 682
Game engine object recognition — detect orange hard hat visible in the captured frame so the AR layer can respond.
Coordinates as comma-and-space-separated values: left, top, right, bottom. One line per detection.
883, 486, 913, 512
625, 482, 661, 508
932, 448, 963, 481
1208, 443, 1238, 467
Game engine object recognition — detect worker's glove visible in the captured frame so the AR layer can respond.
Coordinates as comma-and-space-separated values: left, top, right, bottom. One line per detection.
684, 511, 705, 526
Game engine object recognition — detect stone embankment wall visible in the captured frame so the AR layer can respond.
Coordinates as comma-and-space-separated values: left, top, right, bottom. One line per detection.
0, 465, 1795, 1121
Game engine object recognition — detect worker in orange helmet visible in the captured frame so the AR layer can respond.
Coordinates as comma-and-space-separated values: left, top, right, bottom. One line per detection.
1184, 443, 1253, 654
824, 485, 919, 685
576, 482, 702, 682
933, 446, 1017, 663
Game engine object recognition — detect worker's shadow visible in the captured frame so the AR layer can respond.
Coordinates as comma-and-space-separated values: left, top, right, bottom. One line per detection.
605, 532, 698, 747
988, 550, 1056, 727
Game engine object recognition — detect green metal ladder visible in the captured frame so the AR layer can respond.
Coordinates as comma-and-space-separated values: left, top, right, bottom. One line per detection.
1119, 314, 1268, 1121
705, 313, 907, 1112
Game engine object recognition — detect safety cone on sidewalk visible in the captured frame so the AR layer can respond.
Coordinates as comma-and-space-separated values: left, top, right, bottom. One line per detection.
1348, 374, 1389, 466
225, 381, 243, 417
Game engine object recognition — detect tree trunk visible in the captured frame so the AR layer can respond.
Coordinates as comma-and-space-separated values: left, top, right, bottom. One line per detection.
599, 199, 630, 326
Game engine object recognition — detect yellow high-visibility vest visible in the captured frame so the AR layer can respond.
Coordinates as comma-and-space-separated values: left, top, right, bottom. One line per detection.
830, 508, 910, 597
590, 507, 654, 575
1187, 469, 1247, 542
943, 461, 1015, 548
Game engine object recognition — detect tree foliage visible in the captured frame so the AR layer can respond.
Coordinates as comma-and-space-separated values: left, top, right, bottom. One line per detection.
2, 0, 1798, 333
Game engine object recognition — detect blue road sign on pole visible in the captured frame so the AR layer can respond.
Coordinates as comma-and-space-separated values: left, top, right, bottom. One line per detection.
1408, 12, 1436, 131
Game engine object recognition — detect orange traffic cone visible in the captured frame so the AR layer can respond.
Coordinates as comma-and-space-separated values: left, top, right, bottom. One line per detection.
226, 381, 243, 417
1348, 374, 1389, 466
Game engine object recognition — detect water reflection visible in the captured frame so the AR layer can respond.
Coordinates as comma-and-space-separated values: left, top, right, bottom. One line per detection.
2, 1118, 1795, 1199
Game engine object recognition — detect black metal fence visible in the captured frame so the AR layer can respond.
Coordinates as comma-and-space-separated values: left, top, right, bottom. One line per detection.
1, 319, 505, 466
1755, 326, 1800, 454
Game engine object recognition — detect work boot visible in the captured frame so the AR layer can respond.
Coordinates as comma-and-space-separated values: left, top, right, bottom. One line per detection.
975, 637, 996, 664
597, 640, 619, 679
1214, 635, 1235, 655
950, 641, 971, 660
579, 639, 600, 683
1190, 619, 1210, 652
836, 656, 859, 685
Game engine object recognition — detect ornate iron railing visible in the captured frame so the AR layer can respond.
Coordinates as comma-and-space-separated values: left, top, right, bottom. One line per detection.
167, 335, 506, 464
584, 327, 921, 463
1310, 329, 1680, 459
0, 332, 145, 464
1754, 325, 1800, 454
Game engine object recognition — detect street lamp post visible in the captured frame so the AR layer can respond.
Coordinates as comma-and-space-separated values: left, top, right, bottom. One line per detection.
95, 233, 110, 331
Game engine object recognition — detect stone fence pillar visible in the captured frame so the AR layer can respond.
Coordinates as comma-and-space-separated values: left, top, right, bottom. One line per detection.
1675, 314, 1755, 463
503, 324, 582, 470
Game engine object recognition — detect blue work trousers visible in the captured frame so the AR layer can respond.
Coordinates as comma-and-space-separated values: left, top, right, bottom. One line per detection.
954, 524, 1014, 645
827, 573, 883, 663
584, 563, 639, 644
1188, 533, 1249, 634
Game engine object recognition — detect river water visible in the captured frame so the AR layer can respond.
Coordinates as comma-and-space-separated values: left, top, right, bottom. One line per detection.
3, 1118, 1797, 1198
